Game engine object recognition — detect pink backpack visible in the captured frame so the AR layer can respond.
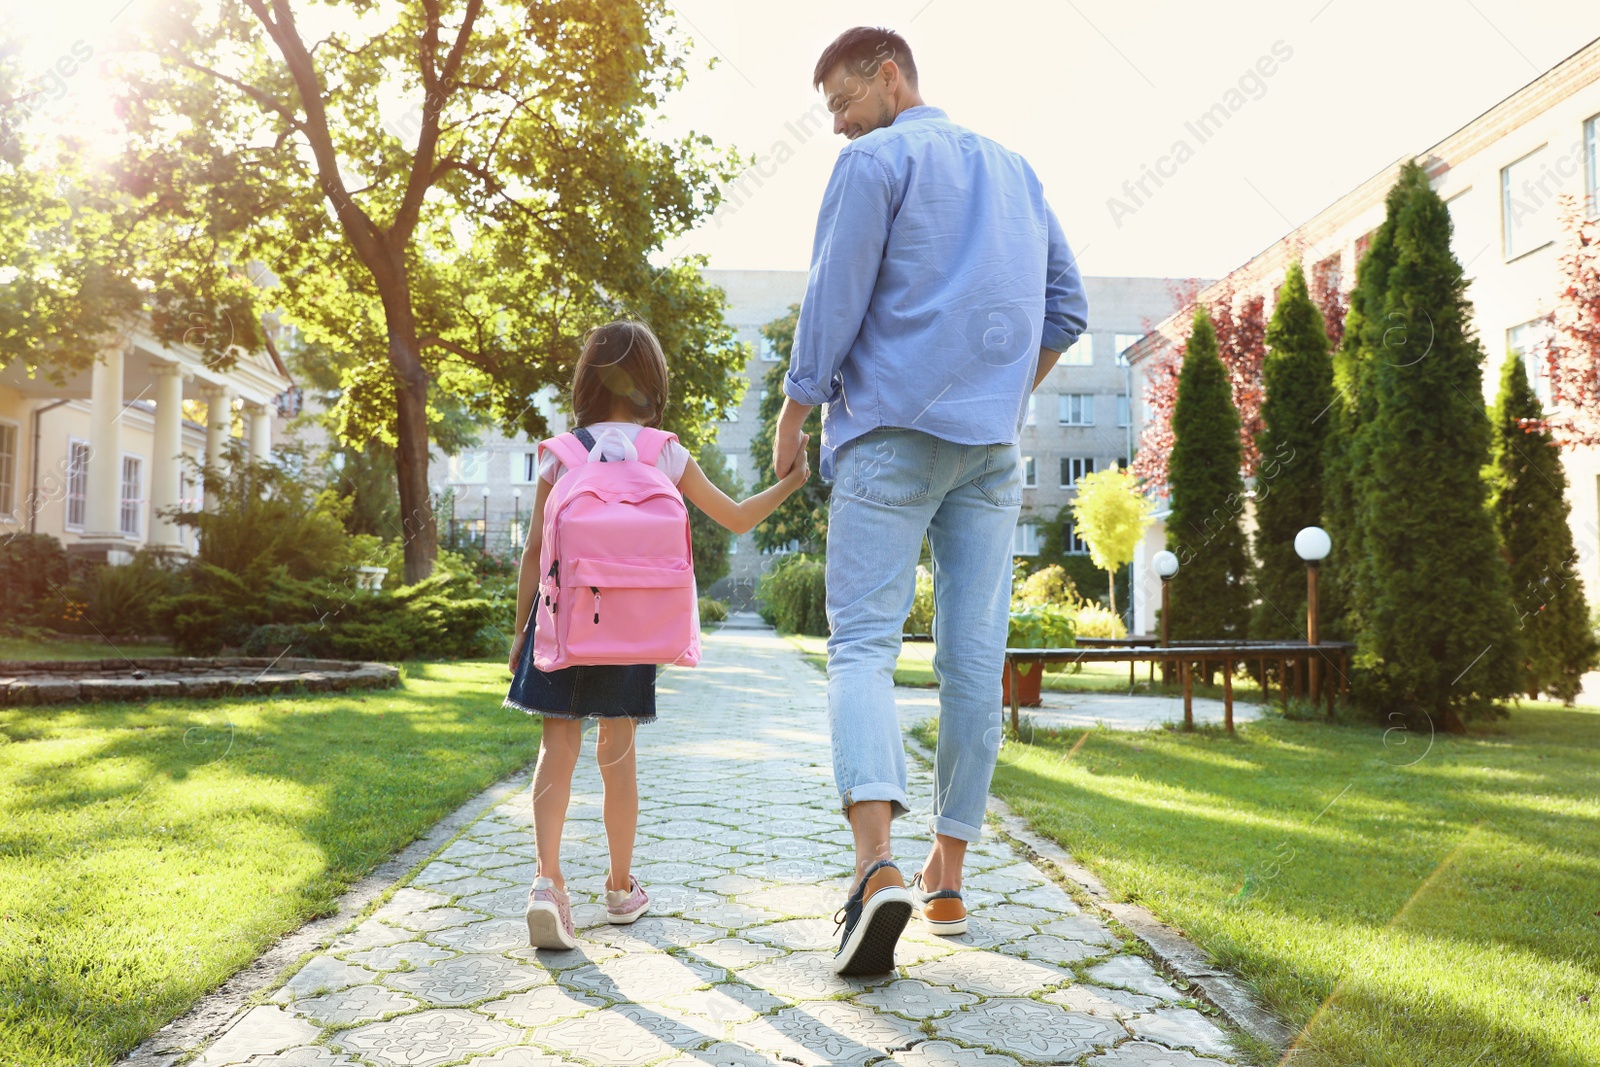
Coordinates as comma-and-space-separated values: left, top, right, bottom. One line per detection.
530, 426, 701, 671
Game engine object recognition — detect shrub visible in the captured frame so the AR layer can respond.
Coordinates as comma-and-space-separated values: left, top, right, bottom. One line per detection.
0, 533, 72, 629
1012, 563, 1078, 610
698, 596, 730, 624
903, 565, 935, 635
78, 553, 184, 636
1071, 601, 1128, 640
757, 553, 829, 636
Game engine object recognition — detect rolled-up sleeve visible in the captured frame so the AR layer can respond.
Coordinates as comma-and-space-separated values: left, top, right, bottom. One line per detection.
1040, 202, 1088, 354
785, 149, 895, 406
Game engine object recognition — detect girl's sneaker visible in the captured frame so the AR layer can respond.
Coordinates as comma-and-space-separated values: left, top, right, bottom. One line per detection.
526, 877, 577, 950
605, 875, 649, 924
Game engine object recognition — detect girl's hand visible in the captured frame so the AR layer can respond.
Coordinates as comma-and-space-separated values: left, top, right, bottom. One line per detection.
508, 629, 526, 674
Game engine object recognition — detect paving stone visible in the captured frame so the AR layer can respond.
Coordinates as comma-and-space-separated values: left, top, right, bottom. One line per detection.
736, 952, 888, 1003
559, 952, 725, 1001
657, 982, 785, 1024
436, 839, 497, 862
631, 861, 715, 884
238, 1048, 358, 1067
854, 979, 980, 1020
739, 883, 843, 918
1126, 1007, 1237, 1058
742, 917, 839, 952
389, 907, 489, 933
677, 900, 781, 929
289, 984, 420, 1026
1085, 1041, 1239, 1067
656, 1041, 791, 1066
195, 1007, 322, 1067
1085, 956, 1187, 1001
926, 917, 1035, 951
534, 1009, 690, 1066
732, 1002, 922, 1067
330, 921, 415, 955
373, 888, 454, 919
1046, 983, 1165, 1018
909, 949, 1074, 997
688, 937, 785, 971
271, 957, 377, 1002
345, 941, 456, 972
383, 952, 547, 1005
696, 873, 773, 896
585, 916, 726, 952
456, 1049, 584, 1067
503, 940, 624, 968
408, 862, 479, 887
1041, 913, 1122, 947
633, 838, 731, 863
331, 1008, 521, 1067
458, 885, 529, 919
934, 998, 1127, 1061
981, 903, 1058, 926
1006, 881, 1080, 910
424, 874, 517, 897
997, 933, 1107, 966
428, 918, 531, 954
889, 1041, 1023, 1067
478, 985, 608, 1027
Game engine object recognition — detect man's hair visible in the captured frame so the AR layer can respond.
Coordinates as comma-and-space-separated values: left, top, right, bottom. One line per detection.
571, 320, 670, 429
812, 26, 917, 90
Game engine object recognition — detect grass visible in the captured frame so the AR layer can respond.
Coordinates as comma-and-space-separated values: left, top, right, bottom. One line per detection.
0, 659, 540, 1067
0, 635, 176, 662
911, 705, 1600, 1067
784, 632, 1271, 700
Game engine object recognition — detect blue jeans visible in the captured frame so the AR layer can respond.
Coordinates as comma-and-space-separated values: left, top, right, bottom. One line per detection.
824, 427, 1021, 842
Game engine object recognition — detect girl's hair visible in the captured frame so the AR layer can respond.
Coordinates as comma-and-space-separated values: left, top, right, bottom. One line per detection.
571, 320, 670, 428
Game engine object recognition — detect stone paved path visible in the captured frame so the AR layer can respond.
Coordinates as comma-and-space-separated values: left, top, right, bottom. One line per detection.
191, 622, 1257, 1067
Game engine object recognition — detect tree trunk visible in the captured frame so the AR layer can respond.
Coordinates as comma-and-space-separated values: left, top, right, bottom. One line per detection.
394, 371, 437, 583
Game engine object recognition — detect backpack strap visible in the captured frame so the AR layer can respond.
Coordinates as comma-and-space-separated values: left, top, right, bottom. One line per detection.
632, 427, 678, 466
538, 432, 591, 475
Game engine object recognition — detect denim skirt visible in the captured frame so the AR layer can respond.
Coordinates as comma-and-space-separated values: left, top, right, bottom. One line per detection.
502, 612, 657, 723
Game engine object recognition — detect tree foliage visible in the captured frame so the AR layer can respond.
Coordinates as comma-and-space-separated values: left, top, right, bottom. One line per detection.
1165, 305, 1252, 641
1490, 353, 1598, 703
1352, 160, 1520, 728
749, 304, 829, 551
114, 0, 746, 581
1251, 261, 1333, 639
1069, 466, 1153, 616
688, 442, 740, 592
1534, 196, 1600, 445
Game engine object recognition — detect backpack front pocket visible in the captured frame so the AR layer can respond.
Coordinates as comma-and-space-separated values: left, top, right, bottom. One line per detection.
562, 557, 698, 665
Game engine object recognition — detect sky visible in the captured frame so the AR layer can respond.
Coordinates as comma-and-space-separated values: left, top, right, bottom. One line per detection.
8, 0, 1600, 281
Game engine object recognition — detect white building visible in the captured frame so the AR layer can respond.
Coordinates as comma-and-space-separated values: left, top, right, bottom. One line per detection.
1125, 36, 1600, 637
0, 328, 293, 563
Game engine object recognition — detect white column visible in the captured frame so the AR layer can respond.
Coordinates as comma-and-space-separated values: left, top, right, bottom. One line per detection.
245, 401, 272, 463
148, 363, 185, 548
202, 384, 231, 510
82, 345, 125, 540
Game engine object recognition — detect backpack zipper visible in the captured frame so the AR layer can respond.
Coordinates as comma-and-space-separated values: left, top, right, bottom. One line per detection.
592, 587, 601, 624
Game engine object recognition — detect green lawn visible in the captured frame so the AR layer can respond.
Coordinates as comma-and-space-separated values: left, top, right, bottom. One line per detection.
784, 633, 1270, 700
913, 704, 1600, 1067
0, 659, 540, 1067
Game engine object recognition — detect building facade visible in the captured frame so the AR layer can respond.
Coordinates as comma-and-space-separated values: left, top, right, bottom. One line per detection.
0, 328, 293, 563
1124, 37, 1600, 637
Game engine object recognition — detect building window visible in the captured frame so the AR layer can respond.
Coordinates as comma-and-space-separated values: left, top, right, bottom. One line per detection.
1502, 145, 1556, 260
119, 455, 143, 537
514, 451, 539, 484
1022, 456, 1037, 488
0, 421, 16, 519
1587, 113, 1599, 217
449, 451, 487, 483
1312, 254, 1343, 299
1064, 519, 1089, 554
1063, 333, 1094, 365
1026, 394, 1036, 426
1114, 334, 1143, 366
1013, 522, 1041, 556
759, 336, 781, 362
1117, 394, 1132, 427
66, 439, 89, 529
1058, 393, 1095, 426
1508, 319, 1550, 404
1060, 456, 1096, 488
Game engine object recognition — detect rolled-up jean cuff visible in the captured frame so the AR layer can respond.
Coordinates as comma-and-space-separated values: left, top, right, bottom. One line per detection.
840, 784, 911, 820
929, 814, 985, 843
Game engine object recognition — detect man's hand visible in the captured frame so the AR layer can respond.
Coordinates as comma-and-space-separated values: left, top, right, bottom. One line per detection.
773, 397, 814, 478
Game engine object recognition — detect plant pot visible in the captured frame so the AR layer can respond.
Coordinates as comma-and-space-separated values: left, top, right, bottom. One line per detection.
1001, 663, 1043, 707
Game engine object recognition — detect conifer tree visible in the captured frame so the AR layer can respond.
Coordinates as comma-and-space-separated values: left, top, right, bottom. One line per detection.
1166, 306, 1253, 643
1490, 354, 1599, 703
1360, 160, 1521, 728
1252, 262, 1334, 639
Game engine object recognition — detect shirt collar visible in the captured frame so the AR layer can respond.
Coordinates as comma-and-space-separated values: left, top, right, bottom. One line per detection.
892, 105, 946, 126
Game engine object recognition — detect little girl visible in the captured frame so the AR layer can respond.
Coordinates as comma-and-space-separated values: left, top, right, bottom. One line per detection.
506, 319, 810, 950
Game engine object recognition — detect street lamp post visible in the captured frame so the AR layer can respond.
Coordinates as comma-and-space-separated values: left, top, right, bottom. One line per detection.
480, 486, 491, 549
512, 487, 523, 548
1295, 526, 1332, 713
1153, 550, 1179, 686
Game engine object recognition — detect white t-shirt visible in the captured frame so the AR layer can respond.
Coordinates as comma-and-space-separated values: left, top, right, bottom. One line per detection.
539, 422, 692, 486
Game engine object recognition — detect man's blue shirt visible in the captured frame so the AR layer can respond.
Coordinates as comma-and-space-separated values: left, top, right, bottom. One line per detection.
784, 105, 1088, 479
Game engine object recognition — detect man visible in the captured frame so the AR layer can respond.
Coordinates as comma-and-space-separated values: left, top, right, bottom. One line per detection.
773, 26, 1088, 976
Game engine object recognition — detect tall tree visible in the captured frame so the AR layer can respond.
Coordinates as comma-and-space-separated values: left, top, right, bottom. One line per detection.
1251, 261, 1333, 639
1535, 196, 1600, 445
1069, 466, 1153, 617
1358, 160, 1520, 729
1490, 353, 1598, 703
1165, 305, 1252, 643
749, 304, 829, 552
117, 0, 745, 581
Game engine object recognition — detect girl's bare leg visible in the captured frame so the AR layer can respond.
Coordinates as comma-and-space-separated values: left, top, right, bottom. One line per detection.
532, 717, 583, 892
595, 718, 639, 892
